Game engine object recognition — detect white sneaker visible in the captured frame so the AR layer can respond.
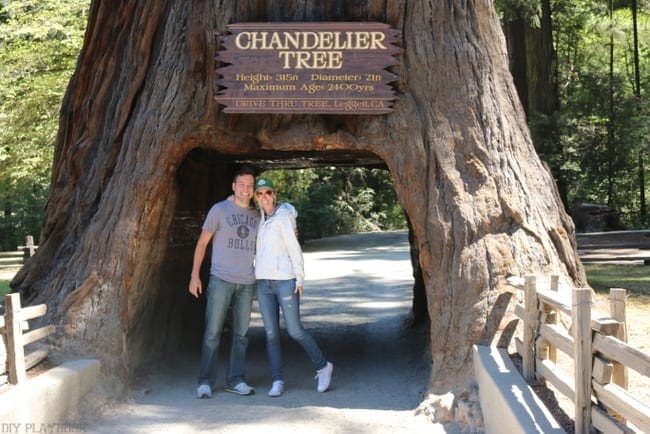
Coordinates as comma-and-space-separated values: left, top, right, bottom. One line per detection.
268, 380, 284, 397
225, 382, 255, 396
196, 384, 212, 399
315, 361, 333, 392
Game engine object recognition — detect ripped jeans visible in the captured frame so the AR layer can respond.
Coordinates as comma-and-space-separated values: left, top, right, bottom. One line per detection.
256, 279, 327, 381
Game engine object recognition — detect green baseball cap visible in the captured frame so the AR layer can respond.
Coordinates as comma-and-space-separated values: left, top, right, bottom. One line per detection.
255, 177, 276, 192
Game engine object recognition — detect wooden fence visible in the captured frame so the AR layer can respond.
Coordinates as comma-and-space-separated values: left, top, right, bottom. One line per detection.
0, 293, 54, 386
510, 275, 649, 433
0, 235, 38, 270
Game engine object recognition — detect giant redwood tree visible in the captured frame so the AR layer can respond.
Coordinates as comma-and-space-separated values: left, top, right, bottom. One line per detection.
12, 0, 586, 416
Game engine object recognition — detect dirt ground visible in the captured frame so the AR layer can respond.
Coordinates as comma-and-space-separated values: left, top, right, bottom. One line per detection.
81, 230, 650, 433
2, 230, 647, 433
79, 231, 455, 434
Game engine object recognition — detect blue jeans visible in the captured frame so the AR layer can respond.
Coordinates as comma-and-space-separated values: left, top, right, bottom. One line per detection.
198, 276, 254, 388
256, 279, 327, 382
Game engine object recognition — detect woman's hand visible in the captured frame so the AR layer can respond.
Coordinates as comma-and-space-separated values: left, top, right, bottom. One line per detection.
189, 276, 203, 298
295, 285, 303, 298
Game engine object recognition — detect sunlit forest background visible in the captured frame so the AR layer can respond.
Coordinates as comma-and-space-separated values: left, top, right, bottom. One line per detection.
1, 0, 648, 250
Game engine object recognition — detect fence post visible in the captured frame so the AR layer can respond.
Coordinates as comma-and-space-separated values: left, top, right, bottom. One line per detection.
5, 293, 27, 384
544, 274, 559, 363
609, 287, 628, 426
573, 288, 592, 434
23, 235, 35, 259
523, 275, 538, 382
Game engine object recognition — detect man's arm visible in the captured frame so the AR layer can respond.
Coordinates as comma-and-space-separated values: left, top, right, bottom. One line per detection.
188, 229, 213, 298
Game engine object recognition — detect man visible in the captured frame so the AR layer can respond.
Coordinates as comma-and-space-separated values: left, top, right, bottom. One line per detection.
189, 165, 259, 398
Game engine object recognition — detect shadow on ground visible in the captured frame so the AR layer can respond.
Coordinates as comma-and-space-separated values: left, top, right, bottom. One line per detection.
85, 231, 444, 434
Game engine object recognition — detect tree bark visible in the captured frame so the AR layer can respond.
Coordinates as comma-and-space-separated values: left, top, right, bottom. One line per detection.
12, 0, 586, 418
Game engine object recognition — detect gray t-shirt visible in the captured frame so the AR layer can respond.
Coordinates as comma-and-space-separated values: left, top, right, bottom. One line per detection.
202, 200, 259, 284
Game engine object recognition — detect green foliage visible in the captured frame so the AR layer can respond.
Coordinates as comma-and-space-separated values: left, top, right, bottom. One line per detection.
0, 279, 10, 297
552, 4, 650, 228
1, 0, 648, 251
0, 0, 88, 249
0, 2, 8, 25
495, 0, 542, 27
495, 0, 649, 229
259, 167, 406, 240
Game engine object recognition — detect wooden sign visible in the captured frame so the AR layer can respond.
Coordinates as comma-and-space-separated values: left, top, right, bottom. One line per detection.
215, 22, 401, 114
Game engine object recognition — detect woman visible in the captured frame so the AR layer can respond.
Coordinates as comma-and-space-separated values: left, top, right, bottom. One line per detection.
253, 177, 333, 397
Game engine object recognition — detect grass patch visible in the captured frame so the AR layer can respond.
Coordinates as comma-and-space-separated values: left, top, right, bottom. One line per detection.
1, 279, 11, 297
584, 263, 650, 296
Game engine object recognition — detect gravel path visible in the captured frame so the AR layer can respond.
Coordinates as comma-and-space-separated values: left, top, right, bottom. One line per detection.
83, 231, 452, 434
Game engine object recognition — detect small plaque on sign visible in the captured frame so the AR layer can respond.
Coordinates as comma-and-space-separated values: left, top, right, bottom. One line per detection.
215, 22, 401, 114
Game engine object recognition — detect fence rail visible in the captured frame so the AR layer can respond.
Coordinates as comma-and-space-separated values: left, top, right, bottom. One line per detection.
509, 275, 650, 433
0, 293, 53, 386
0, 236, 38, 270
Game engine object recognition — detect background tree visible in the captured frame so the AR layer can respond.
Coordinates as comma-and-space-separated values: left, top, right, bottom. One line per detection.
630, 0, 647, 223
268, 167, 405, 240
2, 1, 648, 255
497, 0, 567, 203
496, 0, 649, 229
554, 0, 649, 227
0, 0, 88, 250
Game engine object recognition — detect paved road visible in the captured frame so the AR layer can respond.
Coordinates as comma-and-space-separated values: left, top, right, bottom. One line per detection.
84, 231, 449, 434
576, 230, 650, 264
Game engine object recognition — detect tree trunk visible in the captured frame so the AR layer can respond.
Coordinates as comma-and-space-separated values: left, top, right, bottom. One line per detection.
12, 0, 586, 420
504, 14, 529, 114
526, 0, 558, 117
607, 0, 616, 207
631, 0, 646, 222
502, 2, 567, 206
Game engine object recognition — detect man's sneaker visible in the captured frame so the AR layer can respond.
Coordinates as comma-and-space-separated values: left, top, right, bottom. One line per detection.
225, 382, 255, 396
196, 384, 212, 399
268, 380, 284, 397
315, 361, 333, 392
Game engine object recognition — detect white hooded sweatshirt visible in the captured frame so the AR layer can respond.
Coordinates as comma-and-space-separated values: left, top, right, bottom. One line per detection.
254, 203, 304, 287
